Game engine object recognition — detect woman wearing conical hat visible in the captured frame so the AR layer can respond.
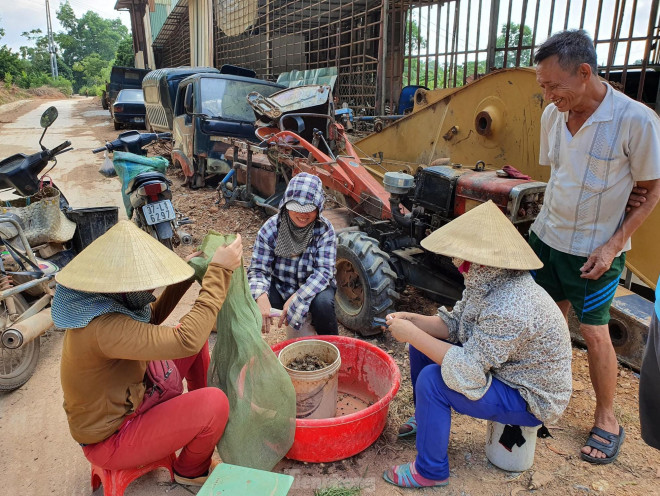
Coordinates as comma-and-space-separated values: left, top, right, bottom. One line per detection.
382, 201, 573, 489
51, 221, 242, 487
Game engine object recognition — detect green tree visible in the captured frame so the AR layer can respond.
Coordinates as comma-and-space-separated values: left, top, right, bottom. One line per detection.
55, 1, 127, 90
73, 53, 108, 88
115, 35, 134, 67
19, 29, 51, 74
405, 17, 428, 54
494, 23, 533, 69
55, 1, 127, 63
0, 22, 25, 83
454, 60, 488, 87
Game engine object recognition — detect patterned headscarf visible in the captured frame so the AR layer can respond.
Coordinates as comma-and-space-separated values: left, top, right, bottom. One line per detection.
274, 173, 325, 258
51, 284, 155, 329
275, 210, 316, 257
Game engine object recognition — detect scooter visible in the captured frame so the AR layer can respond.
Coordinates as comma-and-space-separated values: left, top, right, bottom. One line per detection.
0, 106, 117, 391
93, 131, 191, 249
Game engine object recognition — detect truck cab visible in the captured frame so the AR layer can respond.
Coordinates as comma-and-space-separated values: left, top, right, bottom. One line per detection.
171, 71, 284, 188
104, 66, 150, 114
142, 66, 220, 133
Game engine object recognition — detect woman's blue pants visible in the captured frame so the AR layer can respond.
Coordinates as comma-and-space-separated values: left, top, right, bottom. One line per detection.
409, 344, 541, 480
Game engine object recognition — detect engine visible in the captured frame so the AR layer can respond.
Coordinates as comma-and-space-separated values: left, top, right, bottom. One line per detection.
382, 165, 546, 243
351, 165, 546, 304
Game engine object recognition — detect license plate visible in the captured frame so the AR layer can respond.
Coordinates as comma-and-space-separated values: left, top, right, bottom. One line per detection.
142, 200, 175, 225
133, 117, 144, 123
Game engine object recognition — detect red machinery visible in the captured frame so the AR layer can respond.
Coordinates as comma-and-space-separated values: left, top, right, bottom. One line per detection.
233, 84, 547, 336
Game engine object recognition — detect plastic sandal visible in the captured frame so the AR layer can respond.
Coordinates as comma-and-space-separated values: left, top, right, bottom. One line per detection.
398, 415, 417, 438
580, 426, 625, 465
383, 461, 449, 488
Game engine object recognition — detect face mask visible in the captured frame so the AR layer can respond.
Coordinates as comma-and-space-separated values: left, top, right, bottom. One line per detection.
452, 257, 471, 274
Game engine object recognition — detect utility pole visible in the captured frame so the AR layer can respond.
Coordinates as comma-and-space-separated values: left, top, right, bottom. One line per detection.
45, 0, 58, 79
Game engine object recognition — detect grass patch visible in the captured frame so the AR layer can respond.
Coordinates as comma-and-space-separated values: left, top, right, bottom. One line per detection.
314, 487, 362, 496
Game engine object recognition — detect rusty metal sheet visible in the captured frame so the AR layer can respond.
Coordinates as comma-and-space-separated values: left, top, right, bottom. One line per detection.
249, 85, 331, 121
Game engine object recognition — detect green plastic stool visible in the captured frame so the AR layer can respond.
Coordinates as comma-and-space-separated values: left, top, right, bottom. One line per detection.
197, 463, 294, 496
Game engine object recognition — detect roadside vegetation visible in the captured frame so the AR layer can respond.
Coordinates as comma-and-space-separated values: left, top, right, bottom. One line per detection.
0, 1, 133, 100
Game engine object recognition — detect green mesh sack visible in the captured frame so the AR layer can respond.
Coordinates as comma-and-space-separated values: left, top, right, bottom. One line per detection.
190, 231, 296, 471
112, 151, 169, 219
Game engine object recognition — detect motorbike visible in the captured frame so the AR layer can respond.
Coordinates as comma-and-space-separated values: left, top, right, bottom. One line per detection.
0, 106, 118, 391
93, 131, 192, 249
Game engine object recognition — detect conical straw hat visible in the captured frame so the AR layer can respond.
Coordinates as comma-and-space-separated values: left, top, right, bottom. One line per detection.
56, 220, 194, 292
420, 200, 543, 270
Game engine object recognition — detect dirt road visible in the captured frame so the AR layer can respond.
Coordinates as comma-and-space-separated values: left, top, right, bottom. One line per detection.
0, 97, 658, 496
0, 97, 197, 496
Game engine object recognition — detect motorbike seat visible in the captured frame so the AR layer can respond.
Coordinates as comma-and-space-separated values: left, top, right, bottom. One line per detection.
127, 171, 170, 192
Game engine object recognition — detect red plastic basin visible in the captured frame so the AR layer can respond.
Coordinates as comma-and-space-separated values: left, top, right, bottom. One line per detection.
271, 335, 401, 463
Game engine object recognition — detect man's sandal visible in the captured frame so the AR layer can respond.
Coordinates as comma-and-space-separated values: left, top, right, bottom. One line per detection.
383, 461, 449, 488
398, 415, 417, 438
580, 426, 625, 465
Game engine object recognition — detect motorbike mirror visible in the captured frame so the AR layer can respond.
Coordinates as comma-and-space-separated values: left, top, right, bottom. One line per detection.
38, 106, 59, 150
40, 106, 58, 128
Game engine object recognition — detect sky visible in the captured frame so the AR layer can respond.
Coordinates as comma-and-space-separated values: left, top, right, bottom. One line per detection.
1, 0, 132, 52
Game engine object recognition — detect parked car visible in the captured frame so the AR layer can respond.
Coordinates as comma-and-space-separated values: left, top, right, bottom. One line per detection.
171, 71, 285, 188
103, 66, 150, 112
142, 66, 220, 133
112, 89, 147, 130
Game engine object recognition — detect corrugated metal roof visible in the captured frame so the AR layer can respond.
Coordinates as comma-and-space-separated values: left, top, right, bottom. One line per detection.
152, 0, 188, 49
150, 2, 171, 41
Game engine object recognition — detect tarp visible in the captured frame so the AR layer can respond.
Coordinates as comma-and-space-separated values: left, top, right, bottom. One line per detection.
276, 67, 338, 90
111, 151, 169, 219
216, 0, 258, 37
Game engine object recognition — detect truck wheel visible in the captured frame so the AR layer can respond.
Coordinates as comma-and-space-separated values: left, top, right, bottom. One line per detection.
336, 232, 399, 336
191, 158, 206, 189
0, 295, 40, 392
114, 121, 121, 131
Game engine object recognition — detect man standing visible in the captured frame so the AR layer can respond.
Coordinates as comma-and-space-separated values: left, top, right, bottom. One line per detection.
530, 29, 660, 464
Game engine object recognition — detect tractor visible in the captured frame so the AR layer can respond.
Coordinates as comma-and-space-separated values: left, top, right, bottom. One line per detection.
237, 83, 547, 336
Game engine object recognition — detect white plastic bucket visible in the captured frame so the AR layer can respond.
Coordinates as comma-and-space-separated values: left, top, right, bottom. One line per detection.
278, 339, 341, 419
485, 421, 541, 472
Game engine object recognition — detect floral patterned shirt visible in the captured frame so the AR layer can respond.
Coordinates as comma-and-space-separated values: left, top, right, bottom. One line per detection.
438, 264, 572, 424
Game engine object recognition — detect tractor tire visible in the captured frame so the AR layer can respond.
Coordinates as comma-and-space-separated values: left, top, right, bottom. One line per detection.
0, 295, 40, 392
335, 232, 399, 336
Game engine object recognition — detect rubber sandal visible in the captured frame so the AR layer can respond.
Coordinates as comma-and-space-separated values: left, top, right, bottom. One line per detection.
580, 426, 625, 465
383, 461, 449, 488
398, 415, 417, 438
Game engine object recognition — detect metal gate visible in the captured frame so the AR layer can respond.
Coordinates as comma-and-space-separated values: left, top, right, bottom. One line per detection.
390, 0, 660, 112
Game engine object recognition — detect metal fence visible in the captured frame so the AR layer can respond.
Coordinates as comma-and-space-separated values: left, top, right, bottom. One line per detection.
153, 0, 192, 68
213, 0, 384, 111
396, 0, 660, 111
151, 0, 660, 113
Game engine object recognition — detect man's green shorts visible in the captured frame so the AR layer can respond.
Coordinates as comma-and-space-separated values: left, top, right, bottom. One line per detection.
529, 232, 625, 326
